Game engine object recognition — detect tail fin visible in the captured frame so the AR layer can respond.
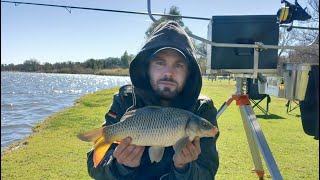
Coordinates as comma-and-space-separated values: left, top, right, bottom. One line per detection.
93, 136, 112, 167
77, 127, 113, 167
77, 127, 106, 142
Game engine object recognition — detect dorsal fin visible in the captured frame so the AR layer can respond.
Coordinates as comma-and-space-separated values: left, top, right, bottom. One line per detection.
120, 109, 137, 121
120, 106, 163, 121
136, 106, 163, 115
144, 106, 162, 110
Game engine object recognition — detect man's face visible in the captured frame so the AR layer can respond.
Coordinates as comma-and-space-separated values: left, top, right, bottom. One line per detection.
148, 49, 189, 100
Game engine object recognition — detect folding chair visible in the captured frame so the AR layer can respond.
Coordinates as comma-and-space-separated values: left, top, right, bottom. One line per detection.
286, 100, 300, 113
247, 79, 271, 115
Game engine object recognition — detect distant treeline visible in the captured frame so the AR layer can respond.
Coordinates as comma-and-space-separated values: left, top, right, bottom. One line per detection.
1, 51, 134, 75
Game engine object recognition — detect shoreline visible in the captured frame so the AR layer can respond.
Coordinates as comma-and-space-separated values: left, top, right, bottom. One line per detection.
1, 72, 131, 154
1, 68, 130, 76
1, 105, 74, 156
1, 79, 319, 179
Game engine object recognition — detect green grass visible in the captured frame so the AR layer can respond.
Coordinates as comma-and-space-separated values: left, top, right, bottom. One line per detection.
1, 79, 318, 179
94, 68, 129, 76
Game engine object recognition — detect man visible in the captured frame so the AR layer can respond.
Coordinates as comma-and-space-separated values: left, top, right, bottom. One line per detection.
86, 21, 219, 179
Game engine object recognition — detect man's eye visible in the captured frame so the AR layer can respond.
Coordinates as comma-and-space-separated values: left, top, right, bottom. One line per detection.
176, 64, 184, 68
155, 61, 165, 65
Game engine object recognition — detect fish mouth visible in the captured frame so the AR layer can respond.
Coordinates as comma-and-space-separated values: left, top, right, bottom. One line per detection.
209, 127, 219, 137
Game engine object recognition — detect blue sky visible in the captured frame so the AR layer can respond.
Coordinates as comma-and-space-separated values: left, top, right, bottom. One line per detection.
1, 0, 308, 64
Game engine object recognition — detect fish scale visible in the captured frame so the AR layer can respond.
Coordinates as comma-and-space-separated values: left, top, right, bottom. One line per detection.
78, 106, 218, 167
105, 108, 188, 146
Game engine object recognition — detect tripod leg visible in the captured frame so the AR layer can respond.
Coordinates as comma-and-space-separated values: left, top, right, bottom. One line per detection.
240, 107, 265, 180
216, 97, 234, 120
240, 104, 283, 180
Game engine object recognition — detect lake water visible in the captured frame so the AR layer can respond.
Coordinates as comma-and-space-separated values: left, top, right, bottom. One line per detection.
1, 71, 131, 151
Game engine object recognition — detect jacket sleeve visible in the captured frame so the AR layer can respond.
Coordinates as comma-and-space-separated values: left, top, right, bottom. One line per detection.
164, 96, 220, 180
86, 92, 140, 179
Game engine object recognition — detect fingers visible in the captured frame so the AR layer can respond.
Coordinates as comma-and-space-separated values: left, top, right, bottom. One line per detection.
116, 145, 135, 163
173, 137, 201, 167
194, 137, 201, 155
126, 146, 144, 161
132, 146, 145, 162
113, 137, 145, 167
187, 144, 197, 160
113, 137, 132, 158
183, 143, 197, 160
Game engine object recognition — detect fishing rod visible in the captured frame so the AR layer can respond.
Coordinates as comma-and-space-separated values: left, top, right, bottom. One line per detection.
1, 0, 211, 21
2, 0, 318, 31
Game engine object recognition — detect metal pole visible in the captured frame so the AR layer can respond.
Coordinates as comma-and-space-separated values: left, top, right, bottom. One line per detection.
240, 106, 265, 180
233, 78, 283, 179
241, 105, 283, 180
146, 0, 319, 51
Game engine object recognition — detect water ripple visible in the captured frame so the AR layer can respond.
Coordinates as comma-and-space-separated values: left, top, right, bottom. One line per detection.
1, 72, 131, 151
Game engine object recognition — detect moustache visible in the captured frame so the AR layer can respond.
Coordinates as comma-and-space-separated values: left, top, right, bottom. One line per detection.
157, 77, 178, 84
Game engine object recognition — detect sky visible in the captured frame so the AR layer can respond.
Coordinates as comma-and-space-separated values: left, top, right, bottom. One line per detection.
1, 0, 309, 65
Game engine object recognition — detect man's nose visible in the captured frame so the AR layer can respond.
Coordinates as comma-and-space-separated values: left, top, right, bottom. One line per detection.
163, 66, 174, 77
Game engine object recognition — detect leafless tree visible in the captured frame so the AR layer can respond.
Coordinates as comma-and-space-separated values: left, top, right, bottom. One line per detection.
279, 0, 319, 64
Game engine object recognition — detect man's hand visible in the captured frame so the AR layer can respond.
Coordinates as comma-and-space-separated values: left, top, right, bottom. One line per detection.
173, 137, 201, 170
113, 137, 145, 168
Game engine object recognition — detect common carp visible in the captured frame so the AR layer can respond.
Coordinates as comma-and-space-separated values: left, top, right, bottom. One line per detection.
77, 106, 218, 167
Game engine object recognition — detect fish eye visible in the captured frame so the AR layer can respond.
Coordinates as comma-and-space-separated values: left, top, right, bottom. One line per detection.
202, 122, 208, 127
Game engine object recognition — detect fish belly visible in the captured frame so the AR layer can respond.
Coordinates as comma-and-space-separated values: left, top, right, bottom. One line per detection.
106, 109, 188, 147
131, 130, 185, 147
107, 121, 185, 147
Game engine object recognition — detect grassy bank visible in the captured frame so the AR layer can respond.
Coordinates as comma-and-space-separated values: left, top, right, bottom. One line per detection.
95, 68, 129, 76
1, 79, 318, 179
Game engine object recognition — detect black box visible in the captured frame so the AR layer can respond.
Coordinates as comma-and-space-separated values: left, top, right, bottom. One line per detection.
207, 15, 279, 71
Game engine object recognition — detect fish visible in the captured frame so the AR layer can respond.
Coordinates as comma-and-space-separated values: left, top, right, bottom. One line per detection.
77, 106, 219, 167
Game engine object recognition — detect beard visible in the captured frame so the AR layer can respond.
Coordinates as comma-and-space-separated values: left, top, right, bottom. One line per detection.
150, 77, 180, 100
154, 86, 179, 100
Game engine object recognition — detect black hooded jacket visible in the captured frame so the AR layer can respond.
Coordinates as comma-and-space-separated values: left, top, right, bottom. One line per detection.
86, 21, 219, 180
129, 21, 202, 111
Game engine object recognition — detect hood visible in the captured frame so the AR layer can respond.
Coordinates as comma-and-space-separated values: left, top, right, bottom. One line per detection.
129, 21, 202, 111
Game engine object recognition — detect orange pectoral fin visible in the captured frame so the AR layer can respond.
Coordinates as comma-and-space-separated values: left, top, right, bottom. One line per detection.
113, 139, 122, 144
93, 136, 111, 168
